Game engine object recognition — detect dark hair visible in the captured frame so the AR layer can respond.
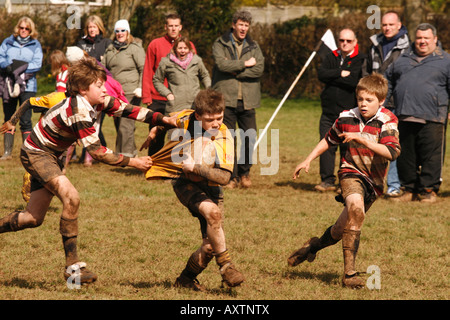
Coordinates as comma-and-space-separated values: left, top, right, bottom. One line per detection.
232, 10, 252, 24
166, 13, 181, 24
66, 56, 106, 96
172, 35, 193, 54
194, 88, 225, 115
415, 23, 437, 36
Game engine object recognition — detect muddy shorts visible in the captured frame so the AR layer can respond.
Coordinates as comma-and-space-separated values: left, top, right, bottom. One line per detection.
172, 177, 224, 238
336, 175, 377, 212
20, 147, 65, 192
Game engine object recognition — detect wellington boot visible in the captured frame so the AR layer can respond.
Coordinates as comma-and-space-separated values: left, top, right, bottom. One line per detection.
0, 132, 14, 160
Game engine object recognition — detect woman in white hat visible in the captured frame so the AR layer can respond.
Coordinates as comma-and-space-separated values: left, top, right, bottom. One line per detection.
102, 20, 146, 158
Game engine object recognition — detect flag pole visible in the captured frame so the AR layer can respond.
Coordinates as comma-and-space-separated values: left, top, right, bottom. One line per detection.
253, 35, 329, 152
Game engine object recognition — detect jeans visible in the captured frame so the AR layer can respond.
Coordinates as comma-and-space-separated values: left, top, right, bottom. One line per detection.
386, 160, 401, 192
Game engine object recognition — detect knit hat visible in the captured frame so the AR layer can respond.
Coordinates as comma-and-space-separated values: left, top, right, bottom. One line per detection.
114, 19, 130, 32
66, 46, 85, 64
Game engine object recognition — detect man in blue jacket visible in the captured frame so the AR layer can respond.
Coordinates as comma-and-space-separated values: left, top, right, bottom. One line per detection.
386, 23, 450, 203
364, 11, 410, 198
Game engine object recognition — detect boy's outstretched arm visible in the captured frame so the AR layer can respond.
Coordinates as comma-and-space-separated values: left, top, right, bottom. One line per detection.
293, 138, 330, 179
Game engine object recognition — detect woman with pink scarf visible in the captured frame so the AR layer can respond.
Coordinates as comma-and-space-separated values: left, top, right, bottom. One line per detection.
153, 36, 211, 115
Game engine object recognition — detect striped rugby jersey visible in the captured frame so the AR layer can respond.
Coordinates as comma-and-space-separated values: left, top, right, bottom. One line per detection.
24, 94, 162, 166
325, 106, 400, 196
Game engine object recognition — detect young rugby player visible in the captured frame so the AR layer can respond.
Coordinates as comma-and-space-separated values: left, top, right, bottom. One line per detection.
142, 88, 245, 291
0, 57, 175, 285
288, 73, 400, 288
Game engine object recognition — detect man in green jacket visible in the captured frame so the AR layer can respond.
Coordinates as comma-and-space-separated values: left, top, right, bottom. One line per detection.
212, 10, 264, 189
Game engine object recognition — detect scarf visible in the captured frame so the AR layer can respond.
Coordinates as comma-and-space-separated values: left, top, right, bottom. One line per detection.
16, 35, 31, 45
381, 26, 408, 60
85, 34, 103, 44
170, 52, 193, 69
113, 39, 128, 50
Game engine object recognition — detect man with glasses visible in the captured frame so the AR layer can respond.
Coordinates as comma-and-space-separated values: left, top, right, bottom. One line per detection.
315, 28, 365, 192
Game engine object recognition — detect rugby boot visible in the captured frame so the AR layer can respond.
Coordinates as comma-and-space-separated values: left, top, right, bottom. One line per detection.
342, 273, 365, 289
220, 262, 245, 287
174, 274, 206, 292
64, 262, 98, 285
288, 237, 320, 266
288, 226, 339, 266
0, 132, 14, 160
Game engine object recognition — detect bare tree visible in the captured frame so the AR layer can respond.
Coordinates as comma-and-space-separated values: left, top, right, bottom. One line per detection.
106, 0, 143, 38
403, 0, 425, 36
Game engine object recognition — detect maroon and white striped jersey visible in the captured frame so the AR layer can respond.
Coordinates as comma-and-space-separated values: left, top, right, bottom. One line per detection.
326, 106, 400, 196
23, 94, 163, 166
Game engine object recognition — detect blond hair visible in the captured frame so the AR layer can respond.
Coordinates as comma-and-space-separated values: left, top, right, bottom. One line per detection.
83, 15, 107, 36
13, 16, 38, 39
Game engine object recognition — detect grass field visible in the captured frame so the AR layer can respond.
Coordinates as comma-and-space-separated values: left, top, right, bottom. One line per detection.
0, 96, 449, 303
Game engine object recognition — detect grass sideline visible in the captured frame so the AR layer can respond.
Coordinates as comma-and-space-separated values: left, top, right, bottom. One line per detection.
0, 96, 449, 302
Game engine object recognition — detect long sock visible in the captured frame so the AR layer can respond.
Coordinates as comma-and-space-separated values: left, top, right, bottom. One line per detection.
342, 229, 361, 276
310, 226, 340, 254
215, 249, 231, 269
60, 217, 79, 266
181, 252, 206, 280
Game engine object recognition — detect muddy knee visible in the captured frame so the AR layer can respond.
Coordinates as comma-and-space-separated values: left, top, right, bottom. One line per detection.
206, 206, 223, 230
347, 205, 365, 229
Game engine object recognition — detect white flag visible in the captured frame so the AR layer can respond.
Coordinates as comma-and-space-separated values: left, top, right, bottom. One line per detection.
321, 29, 337, 52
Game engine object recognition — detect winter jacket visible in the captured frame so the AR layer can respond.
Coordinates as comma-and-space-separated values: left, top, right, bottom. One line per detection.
318, 44, 366, 117
0, 60, 31, 102
142, 35, 197, 104
211, 30, 264, 109
77, 34, 112, 62
0, 35, 42, 92
364, 26, 410, 76
102, 41, 145, 96
153, 53, 211, 113
385, 45, 450, 124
